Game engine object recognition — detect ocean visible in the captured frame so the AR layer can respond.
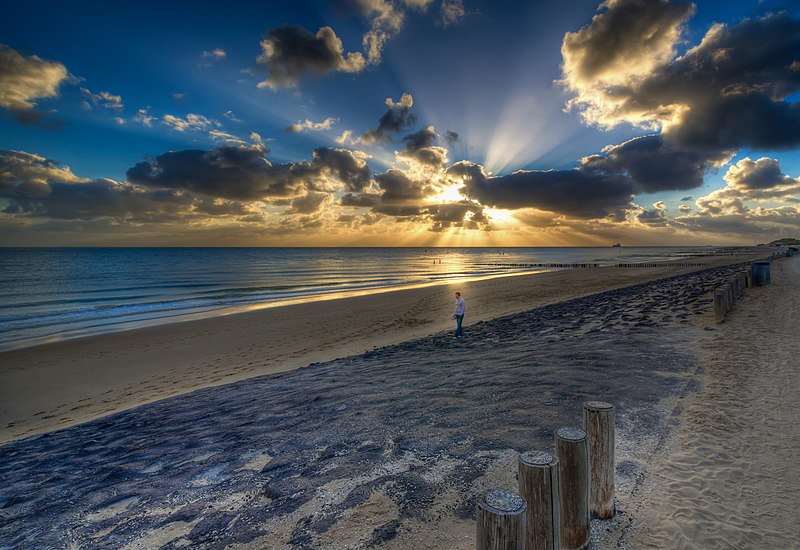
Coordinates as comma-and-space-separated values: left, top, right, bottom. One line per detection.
0, 246, 720, 351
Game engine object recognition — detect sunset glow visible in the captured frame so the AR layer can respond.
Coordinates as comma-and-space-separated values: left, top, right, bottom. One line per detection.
1, 0, 799, 246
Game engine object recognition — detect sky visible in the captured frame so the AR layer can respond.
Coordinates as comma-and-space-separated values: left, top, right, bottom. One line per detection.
1, 0, 799, 246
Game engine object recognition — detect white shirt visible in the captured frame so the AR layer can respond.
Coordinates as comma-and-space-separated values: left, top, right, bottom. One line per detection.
454, 297, 466, 316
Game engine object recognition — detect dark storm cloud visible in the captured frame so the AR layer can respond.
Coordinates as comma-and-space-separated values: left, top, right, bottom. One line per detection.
0, 45, 69, 128
581, 135, 730, 193
2, 179, 194, 221
561, 0, 694, 88
397, 126, 448, 168
309, 147, 371, 192
340, 192, 380, 207
256, 25, 366, 89
565, 8, 800, 154
286, 190, 331, 214
0, 150, 265, 223
449, 161, 635, 219
374, 169, 431, 202
371, 204, 423, 217
403, 126, 436, 150
361, 93, 416, 143
127, 145, 371, 201
127, 145, 306, 200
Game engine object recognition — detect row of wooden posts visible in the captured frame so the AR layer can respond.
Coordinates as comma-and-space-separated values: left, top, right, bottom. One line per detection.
713, 260, 772, 323
475, 401, 615, 550
477, 262, 709, 269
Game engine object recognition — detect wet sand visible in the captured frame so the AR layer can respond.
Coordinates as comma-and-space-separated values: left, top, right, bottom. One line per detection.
1, 254, 786, 549
0, 252, 756, 444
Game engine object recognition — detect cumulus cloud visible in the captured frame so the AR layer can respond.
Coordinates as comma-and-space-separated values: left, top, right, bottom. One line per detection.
361, 93, 416, 143
80, 87, 123, 111
127, 145, 303, 201
0, 150, 86, 198
636, 200, 668, 226
162, 113, 220, 132
285, 117, 338, 133
133, 108, 155, 127
256, 25, 366, 89
374, 168, 432, 202
355, 0, 405, 64
0, 150, 204, 222
0, 45, 69, 125
693, 157, 800, 213
336, 129, 355, 145
562, 0, 694, 124
724, 157, 797, 191
440, 0, 466, 27
398, 126, 449, 169
562, 7, 800, 155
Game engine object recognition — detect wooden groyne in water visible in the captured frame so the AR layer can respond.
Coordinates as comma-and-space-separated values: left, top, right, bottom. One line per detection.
476, 262, 710, 269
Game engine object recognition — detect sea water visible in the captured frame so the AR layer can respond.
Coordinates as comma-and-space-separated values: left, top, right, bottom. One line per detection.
0, 246, 718, 350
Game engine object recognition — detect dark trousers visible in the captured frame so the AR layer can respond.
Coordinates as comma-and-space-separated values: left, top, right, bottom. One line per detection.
454, 314, 464, 338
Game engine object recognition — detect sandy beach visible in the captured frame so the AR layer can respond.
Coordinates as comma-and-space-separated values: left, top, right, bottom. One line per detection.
2, 250, 795, 549
0, 252, 757, 444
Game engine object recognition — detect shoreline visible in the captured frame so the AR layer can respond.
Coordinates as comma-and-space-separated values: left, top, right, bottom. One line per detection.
0, 251, 765, 445
0, 252, 776, 548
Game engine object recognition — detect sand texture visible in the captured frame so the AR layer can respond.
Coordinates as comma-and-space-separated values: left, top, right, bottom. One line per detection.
605, 255, 800, 549
0, 257, 776, 549
0, 253, 756, 444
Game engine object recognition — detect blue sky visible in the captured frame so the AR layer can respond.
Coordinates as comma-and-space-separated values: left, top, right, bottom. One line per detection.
1, 0, 799, 245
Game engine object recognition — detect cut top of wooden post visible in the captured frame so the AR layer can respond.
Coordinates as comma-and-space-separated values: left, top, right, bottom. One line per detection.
584, 401, 613, 413
556, 427, 587, 442
480, 489, 527, 516
520, 450, 555, 467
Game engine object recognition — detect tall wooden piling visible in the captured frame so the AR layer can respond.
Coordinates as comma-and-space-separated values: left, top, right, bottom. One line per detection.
518, 451, 560, 550
476, 489, 526, 550
555, 427, 590, 550
714, 288, 726, 323
583, 401, 615, 519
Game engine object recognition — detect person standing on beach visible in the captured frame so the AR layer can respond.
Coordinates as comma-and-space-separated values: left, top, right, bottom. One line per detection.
453, 291, 466, 339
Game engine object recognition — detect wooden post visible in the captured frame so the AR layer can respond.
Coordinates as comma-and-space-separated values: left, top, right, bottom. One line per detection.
584, 401, 615, 519
555, 427, 590, 550
725, 282, 734, 312
752, 261, 771, 286
714, 288, 726, 323
518, 451, 560, 550
476, 489, 526, 550
746, 266, 753, 288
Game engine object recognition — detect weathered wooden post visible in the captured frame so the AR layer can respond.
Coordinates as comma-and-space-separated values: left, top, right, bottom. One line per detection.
476, 489, 526, 550
555, 427, 590, 550
584, 401, 615, 519
518, 451, 560, 550
752, 261, 771, 286
746, 266, 753, 288
714, 288, 726, 323
725, 282, 734, 312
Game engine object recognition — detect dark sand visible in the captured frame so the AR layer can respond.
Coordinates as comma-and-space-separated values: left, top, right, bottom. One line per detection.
0, 259, 770, 549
